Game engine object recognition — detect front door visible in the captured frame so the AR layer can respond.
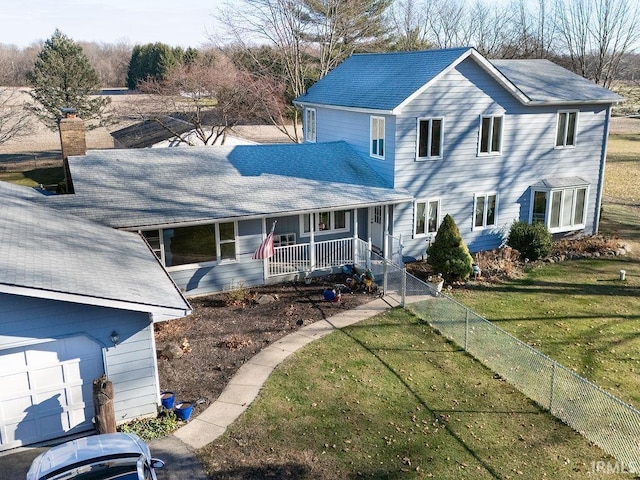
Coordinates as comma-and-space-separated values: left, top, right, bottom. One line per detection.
369, 206, 384, 254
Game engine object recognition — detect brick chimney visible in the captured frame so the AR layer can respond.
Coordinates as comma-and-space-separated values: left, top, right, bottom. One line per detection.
58, 108, 86, 194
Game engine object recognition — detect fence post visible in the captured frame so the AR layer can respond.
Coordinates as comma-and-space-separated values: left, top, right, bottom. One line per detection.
401, 267, 406, 307
550, 361, 557, 413
367, 238, 372, 270
464, 309, 469, 351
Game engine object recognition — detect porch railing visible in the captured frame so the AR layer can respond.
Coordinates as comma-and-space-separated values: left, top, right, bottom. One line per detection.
268, 237, 371, 277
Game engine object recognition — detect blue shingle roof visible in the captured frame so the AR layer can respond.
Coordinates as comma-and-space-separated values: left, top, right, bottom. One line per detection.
43, 142, 413, 229
295, 48, 472, 110
0, 181, 191, 316
295, 48, 622, 109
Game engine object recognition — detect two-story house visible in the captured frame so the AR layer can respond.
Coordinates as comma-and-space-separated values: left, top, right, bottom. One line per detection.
33, 47, 621, 296
295, 47, 622, 258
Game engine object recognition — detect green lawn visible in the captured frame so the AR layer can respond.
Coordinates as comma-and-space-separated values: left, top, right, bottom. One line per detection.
0, 166, 63, 188
198, 309, 615, 479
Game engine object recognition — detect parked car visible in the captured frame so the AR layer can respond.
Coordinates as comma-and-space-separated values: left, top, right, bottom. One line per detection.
26, 432, 165, 480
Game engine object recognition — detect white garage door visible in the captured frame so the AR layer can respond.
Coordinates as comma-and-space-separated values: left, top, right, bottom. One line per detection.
0, 335, 104, 451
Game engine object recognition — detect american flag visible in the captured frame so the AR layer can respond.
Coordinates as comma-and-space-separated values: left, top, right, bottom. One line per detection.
252, 222, 276, 259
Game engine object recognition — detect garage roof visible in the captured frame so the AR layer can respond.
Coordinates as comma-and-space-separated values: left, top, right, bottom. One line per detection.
0, 181, 191, 321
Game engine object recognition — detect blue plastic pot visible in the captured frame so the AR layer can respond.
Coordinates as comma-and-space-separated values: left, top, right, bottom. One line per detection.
174, 402, 193, 421
160, 391, 176, 409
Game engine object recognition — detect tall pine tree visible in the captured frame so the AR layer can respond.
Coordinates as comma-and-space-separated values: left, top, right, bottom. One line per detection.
26, 29, 109, 129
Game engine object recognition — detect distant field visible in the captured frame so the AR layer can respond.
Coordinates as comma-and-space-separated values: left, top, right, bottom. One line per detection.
605, 134, 640, 203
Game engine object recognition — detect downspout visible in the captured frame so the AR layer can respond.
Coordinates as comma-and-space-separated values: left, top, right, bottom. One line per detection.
594, 105, 612, 234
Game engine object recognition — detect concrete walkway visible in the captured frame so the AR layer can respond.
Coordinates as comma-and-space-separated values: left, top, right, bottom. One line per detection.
173, 295, 399, 449
0, 296, 401, 479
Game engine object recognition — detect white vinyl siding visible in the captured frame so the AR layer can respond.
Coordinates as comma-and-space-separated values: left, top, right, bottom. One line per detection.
478, 115, 503, 155
417, 118, 443, 160
305, 108, 316, 143
556, 110, 578, 147
414, 199, 440, 236
473, 193, 497, 229
370, 116, 385, 159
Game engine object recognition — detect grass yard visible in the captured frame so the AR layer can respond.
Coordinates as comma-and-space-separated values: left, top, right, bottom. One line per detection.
198, 308, 615, 479
604, 134, 640, 204
0, 165, 63, 188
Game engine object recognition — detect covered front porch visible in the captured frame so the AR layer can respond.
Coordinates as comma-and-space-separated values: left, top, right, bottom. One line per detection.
264, 234, 404, 280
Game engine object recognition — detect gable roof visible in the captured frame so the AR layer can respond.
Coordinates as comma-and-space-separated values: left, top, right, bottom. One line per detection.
490, 59, 623, 105
0, 181, 191, 321
295, 47, 474, 112
295, 48, 622, 112
43, 142, 413, 229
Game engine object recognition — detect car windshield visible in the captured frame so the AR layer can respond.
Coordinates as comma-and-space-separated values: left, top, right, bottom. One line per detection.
46, 455, 143, 480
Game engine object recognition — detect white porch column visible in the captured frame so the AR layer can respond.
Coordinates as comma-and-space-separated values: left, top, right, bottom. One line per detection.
352, 208, 358, 265
309, 215, 316, 272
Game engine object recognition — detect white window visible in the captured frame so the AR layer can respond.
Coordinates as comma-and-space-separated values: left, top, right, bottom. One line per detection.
531, 186, 587, 232
370, 116, 385, 159
140, 222, 237, 269
556, 110, 578, 147
473, 193, 498, 229
301, 210, 350, 236
273, 233, 296, 247
417, 118, 443, 160
478, 115, 503, 155
415, 199, 440, 236
305, 108, 316, 143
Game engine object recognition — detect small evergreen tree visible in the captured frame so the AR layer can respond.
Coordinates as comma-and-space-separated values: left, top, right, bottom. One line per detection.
427, 214, 473, 282
26, 29, 109, 129
507, 221, 552, 261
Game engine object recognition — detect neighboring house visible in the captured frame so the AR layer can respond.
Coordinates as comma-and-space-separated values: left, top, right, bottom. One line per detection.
41, 47, 621, 297
111, 116, 256, 148
295, 47, 623, 257
0, 181, 191, 451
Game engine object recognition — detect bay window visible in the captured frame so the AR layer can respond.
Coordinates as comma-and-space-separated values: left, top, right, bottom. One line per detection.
530, 184, 588, 232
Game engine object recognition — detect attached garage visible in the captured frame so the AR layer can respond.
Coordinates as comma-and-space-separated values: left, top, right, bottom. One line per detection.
0, 182, 191, 451
0, 336, 104, 450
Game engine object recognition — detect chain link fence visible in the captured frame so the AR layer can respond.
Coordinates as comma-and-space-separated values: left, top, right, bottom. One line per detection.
372, 254, 640, 464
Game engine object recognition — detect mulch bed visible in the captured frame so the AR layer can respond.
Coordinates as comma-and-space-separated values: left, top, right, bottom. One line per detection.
154, 276, 377, 416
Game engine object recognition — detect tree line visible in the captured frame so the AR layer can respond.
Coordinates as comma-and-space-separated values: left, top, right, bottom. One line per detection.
1, 0, 638, 146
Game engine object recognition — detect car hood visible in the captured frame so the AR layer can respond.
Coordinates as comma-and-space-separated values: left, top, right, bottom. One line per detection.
27, 433, 150, 480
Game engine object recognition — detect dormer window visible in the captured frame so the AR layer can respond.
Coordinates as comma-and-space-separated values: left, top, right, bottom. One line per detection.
370, 116, 385, 159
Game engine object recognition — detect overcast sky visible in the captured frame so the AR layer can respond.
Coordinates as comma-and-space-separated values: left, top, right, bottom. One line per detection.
1, 0, 225, 48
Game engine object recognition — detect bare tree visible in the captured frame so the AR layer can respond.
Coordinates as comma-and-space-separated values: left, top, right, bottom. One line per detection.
137, 53, 284, 146
0, 87, 32, 145
215, 0, 314, 141
387, 0, 431, 51
555, 0, 640, 87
